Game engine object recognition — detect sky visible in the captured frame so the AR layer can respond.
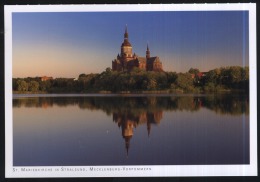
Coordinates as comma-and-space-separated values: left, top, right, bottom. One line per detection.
12, 11, 249, 78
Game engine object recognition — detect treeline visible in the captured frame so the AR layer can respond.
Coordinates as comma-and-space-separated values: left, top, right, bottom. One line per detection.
13, 66, 249, 93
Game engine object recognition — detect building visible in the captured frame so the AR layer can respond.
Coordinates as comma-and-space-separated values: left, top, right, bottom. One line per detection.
112, 26, 163, 72
40, 76, 53, 81
191, 72, 207, 79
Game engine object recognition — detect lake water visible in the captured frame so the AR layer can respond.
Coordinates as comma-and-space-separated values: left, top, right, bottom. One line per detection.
13, 94, 249, 166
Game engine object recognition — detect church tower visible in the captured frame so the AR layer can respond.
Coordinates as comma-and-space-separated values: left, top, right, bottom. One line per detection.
121, 25, 133, 60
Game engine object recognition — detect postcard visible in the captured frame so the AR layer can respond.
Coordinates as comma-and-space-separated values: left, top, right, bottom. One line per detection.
5, 4, 257, 177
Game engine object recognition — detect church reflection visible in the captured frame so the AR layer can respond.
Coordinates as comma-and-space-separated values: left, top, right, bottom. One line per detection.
113, 111, 163, 156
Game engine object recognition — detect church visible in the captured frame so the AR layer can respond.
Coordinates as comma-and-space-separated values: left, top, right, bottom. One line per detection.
112, 26, 163, 72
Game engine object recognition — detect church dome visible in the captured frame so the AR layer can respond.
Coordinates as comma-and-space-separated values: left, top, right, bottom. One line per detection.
121, 40, 132, 47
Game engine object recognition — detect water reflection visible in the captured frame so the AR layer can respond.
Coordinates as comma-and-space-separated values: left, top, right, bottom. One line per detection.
13, 95, 249, 165
113, 110, 163, 156
13, 95, 249, 159
13, 94, 249, 115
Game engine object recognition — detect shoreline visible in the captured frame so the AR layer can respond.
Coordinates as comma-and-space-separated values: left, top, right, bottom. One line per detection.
12, 88, 248, 98
13, 93, 207, 98
12, 91, 248, 98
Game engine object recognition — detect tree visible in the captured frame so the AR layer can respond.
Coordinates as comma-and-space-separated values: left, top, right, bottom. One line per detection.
229, 66, 242, 84
28, 81, 39, 92
78, 73, 87, 78
205, 70, 218, 84
188, 68, 200, 75
17, 80, 28, 91
39, 80, 52, 92
105, 67, 112, 73
147, 78, 157, 90
175, 73, 194, 92
166, 72, 177, 85
242, 67, 249, 81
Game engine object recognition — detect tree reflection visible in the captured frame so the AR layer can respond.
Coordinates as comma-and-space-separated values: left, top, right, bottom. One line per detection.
13, 95, 249, 116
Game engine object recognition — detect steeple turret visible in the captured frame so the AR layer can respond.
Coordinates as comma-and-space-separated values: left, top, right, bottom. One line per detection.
146, 43, 150, 59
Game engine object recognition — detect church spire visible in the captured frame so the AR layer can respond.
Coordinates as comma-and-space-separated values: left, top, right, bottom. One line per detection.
124, 24, 128, 39
147, 122, 151, 137
125, 137, 130, 157
146, 43, 150, 59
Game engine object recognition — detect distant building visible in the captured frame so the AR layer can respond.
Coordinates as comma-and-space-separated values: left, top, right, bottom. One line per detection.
40, 76, 53, 81
191, 72, 207, 79
112, 26, 163, 72
197, 72, 207, 78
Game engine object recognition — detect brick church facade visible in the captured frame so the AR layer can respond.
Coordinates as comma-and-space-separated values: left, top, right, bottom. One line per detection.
112, 27, 163, 72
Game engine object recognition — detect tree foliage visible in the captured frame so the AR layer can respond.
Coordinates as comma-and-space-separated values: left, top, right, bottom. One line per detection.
12, 66, 249, 93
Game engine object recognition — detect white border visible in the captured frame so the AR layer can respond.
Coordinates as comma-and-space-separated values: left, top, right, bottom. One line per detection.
4, 4, 257, 178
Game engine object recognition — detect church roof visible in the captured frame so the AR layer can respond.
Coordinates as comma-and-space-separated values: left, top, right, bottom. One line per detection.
137, 57, 146, 63
147, 57, 159, 64
127, 59, 138, 66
